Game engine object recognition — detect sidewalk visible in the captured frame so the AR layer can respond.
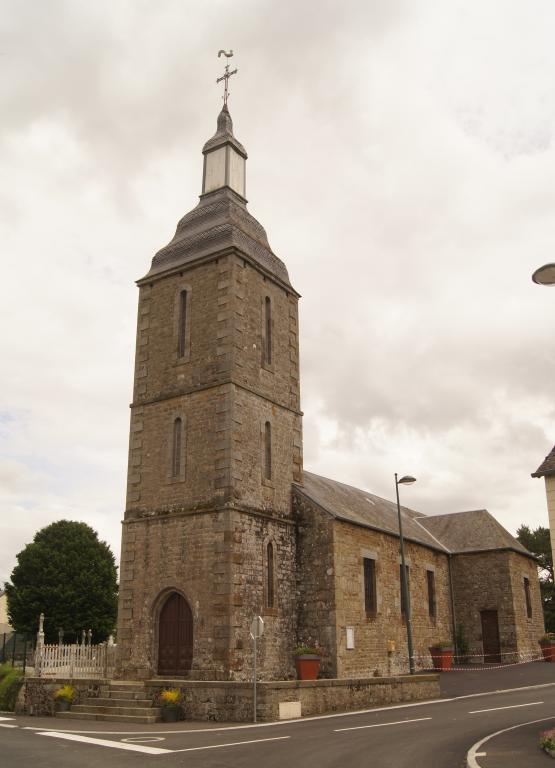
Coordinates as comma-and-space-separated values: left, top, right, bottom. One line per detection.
467, 717, 555, 767
438, 660, 555, 699
432, 661, 555, 767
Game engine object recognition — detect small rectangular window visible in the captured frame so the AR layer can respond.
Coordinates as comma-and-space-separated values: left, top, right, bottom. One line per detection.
524, 576, 532, 619
427, 570, 436, 618
400, 564, 410, 616
363, 558, 377, 615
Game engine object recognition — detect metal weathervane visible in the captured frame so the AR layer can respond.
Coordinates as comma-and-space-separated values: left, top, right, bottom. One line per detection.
217, 49, 237, 107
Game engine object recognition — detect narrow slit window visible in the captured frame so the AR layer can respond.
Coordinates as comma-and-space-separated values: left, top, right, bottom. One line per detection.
400, 564, 410, 615
524, 576, 532, 618
178, 290, 187, 357
427, 570, 436, 618
264, 296, 272, 365
363, 558, 377, 615
267, 542, 275, 609
264, 421, 272, 480
172, 417, 182, 477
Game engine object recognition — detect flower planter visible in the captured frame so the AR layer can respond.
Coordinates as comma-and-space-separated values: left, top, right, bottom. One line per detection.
429, 647, 454, 672
161, 707, 180, 723
55, 700, 71, 712
295, 654, 321, 680
540, 642, 555, 662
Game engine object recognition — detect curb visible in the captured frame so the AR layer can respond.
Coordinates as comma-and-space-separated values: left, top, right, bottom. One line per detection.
10, 681, 555, 737
466, 716, 555, 768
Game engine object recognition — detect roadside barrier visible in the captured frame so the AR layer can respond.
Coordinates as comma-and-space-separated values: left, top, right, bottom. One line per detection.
411, 649, 548, 672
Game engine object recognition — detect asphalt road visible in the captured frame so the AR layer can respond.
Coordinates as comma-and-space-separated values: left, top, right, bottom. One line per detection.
3, 682, 555, 768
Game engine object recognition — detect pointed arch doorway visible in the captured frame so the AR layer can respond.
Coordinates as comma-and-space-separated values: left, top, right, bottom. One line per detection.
157, 592, 193, 676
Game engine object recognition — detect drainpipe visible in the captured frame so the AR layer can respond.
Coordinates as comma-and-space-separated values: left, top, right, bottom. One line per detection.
448, 554, 457, 653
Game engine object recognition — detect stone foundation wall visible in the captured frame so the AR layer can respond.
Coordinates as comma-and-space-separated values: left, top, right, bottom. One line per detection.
147, 673, 439, 722
17, 677, 102, 717
17, 674, 438, 722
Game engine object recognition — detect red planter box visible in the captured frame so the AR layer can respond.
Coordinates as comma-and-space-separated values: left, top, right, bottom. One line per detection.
295, 655, 321, 680
429, 647, 454, 671
540, 642, 555, 662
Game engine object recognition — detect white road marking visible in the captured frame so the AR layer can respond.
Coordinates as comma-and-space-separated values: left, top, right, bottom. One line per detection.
0, 724, 18, 728
38, 731, 172, 754
20, 681, 555, 737
0, 716, 15, 721
122, 736, 166, 743
171, 735, 290, 753
466, 716, 555, 768
334, 717, 432, 732
468, 701, 543, 714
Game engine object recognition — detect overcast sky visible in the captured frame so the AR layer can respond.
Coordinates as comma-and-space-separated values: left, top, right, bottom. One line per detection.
1, 0, 554, 586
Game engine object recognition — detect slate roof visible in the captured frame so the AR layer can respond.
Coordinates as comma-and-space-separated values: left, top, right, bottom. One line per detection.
416, 509, 531, 557
295, 472, 449, 553
532, 445, 555, 478
294, 471, 534, 559
139, 108, 294, 291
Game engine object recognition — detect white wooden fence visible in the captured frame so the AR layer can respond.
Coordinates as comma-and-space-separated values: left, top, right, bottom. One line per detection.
35, 642, 117, 679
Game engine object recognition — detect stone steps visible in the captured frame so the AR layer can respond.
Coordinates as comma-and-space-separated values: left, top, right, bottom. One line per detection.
56, 711, 160, 724
83, 697, 153, 707
55, 682, 162, 724
70, 704, 162, 718
97, 690, 148, 700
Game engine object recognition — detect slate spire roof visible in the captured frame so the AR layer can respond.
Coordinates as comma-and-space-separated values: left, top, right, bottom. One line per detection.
532, 444, 555, 478
139, 106, 294, 292
295, 470, 534, 559
202, 104, 247, 157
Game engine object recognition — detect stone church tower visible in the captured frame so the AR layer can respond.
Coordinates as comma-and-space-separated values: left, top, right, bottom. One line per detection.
116, 103, 302, 681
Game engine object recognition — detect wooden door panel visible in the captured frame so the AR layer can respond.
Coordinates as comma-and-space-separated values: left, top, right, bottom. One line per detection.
481, 610, 501, 663
158, 592, 193, 675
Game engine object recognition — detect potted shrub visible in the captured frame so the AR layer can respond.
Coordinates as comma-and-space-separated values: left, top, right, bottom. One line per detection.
540, 728, 555, 756
159, 688, 182, 722
53, 684, 75, 712
539, 634, 555, 662
294, 645, 322, 680
429, 641, 454, 672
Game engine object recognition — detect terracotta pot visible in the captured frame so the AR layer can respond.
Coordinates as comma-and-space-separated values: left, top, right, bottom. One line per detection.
55, 700, 71, 712
429, 647, 454, 671
540, 642, 555, 662
295, 655, 321, 680
161, 707, 180, 722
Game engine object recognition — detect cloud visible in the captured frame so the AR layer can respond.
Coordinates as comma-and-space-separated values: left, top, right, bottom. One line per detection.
0, 0, 554, 585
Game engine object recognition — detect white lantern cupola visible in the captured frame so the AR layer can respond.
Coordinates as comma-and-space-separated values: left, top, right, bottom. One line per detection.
202, 105, 247, 199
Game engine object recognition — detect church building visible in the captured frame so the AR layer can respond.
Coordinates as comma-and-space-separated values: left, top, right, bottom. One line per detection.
116, 89, 544, 682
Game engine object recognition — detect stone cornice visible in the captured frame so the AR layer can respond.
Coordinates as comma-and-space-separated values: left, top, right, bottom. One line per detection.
130, 379, 303, 417
123, 501, 295, 527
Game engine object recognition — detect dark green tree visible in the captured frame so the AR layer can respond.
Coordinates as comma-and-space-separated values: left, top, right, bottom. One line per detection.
4, 520, 118, 643
517, 524, 555, 633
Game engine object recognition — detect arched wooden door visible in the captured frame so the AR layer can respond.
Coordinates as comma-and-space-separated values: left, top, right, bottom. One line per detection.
157, 592, 193, 676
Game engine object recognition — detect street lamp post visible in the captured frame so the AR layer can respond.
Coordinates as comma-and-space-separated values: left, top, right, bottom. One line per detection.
532, 263, 555, 286
395, 473, 417, 675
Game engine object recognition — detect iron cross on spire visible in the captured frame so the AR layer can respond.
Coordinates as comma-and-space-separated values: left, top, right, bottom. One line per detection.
216, 49, 237, 107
